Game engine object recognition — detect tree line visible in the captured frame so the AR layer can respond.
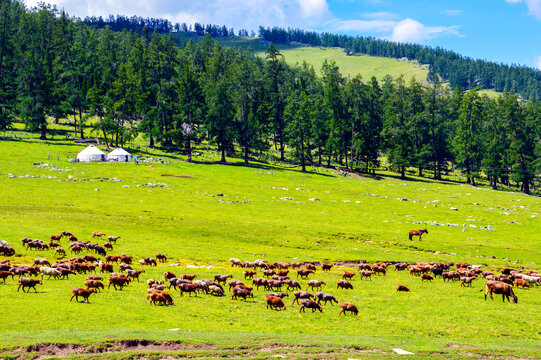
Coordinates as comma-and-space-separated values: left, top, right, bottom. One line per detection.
0, 1, 539, 194
259, 26, 541, 101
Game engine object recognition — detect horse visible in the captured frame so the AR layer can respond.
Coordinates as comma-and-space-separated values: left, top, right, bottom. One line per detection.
409, 229, 428, 241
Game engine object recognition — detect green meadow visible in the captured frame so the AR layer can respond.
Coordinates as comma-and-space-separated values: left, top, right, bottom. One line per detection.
0, 126, 539, 359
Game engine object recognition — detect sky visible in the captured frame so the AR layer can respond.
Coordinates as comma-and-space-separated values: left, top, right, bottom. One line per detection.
24, 0, 541, 69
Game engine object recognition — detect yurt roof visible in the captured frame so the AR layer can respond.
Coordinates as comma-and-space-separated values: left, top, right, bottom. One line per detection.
78, 145, 105, 155
108, 148, 131, 156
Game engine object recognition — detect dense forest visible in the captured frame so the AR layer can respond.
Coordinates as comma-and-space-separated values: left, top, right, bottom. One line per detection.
0, 1, 539, 194
258, 27, 541, 101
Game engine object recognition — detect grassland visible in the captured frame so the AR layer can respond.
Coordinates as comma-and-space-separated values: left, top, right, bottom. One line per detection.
175, 34, 429, 82
0, 125, 539, 359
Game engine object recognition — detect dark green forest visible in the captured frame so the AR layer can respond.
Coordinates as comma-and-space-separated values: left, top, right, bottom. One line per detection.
0, 1, 540, 194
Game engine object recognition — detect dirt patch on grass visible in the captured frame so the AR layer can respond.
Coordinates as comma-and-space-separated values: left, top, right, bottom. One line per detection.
12, 340, 214, 359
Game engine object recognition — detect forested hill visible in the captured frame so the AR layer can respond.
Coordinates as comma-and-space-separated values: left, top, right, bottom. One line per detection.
83, 15, 541, 100
260, 27, 541, 101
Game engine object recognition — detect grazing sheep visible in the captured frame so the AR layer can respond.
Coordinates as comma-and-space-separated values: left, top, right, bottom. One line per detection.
460, 276, 475, 287
156, 253, 167, 262
321, 264, 333, 271
316, 292, 338, 305
338, 302, 358, 316
266, 295, 286, 310
243, 270, 257, 279
291, 291, 315, 305
307, 280, 326, 291
39, 267, 61, 280
337, 280, 353, 290
396, 284, 411, 292
299, 299, 322, 313
70, 287, 96, 302
296, 269, 315, 279
421, 274, 434, 282
17, 278, 42, 292
84, 280, 104, 292
209, 285, 225, 296
342, 271, 355, 280
229, 258, 242, 267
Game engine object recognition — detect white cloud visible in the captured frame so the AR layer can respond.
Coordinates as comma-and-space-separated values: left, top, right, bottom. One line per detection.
536, 56, 541, 70
360, 11, 400, 20
297, 0, 329, 19
329, 18, 396, 33
506, 0, 541, 19
389, 18, 461, 43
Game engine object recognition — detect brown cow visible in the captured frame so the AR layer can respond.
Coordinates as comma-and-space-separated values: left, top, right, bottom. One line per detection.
483, 281, 518, 303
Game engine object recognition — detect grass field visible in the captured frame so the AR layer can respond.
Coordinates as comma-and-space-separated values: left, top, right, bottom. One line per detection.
175, 34, 429, 82
0, 126, 539, 359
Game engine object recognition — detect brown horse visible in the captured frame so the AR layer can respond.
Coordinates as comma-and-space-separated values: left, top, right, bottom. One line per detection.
409, 229, 428, 241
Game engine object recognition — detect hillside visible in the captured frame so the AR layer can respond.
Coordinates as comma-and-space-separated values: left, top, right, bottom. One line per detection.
0, 130, 539, 358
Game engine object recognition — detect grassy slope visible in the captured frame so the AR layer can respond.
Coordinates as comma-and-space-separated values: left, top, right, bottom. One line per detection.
176, 34, 429, 82
0, 128, 539, 358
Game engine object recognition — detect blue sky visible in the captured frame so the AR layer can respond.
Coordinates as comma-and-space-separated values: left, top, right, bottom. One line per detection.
26, 0, 541, 69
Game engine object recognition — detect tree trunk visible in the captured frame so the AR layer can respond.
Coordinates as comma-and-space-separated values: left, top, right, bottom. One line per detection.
244, 145, 249, 165
418, 167, 423, 177
186, 134, 192, 162
149, 134, 154, 148
39, 125, 47, 140
220, 145, 226, 164
400, 166, 405, 180
79, 107, 84, 139
318, 146, 322, 166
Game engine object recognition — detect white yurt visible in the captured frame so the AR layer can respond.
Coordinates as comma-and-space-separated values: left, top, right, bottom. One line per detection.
76, 145, 106, 162
108, 148, 131, 162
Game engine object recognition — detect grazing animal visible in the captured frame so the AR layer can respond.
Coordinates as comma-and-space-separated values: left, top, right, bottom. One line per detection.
147, 290, 174, 306
33, 258, 51, 267
50, 234, 62, 241
163, 271, 177, 282
342, 271, 355, 280
252, 277, 268, 290
39, 267, 60, 280
147, 279, 163, 287
338, 302, 358, 316
70, 287, 96, 302
292, 291, 316, 305
17, 278, 42, 292
266, 295, 286, 310
307, 280, 326, 291
228, 279, 244, 290
48, 241, 61, 248
396, 285, 411, 292
316, 292, 338, 305
99, 263, 114, 273
232, 287, 253, 301
243, 270, 257, 279
92, 232, 106, 239
409, 229, 428, 241
263, 269, 275, 278
103, 242, 113, 251
84, 280, 104, 292
305, 263, 317, 271
337, 280, 353, 290
156, 253, 167, 262
394, 263, 409, 271
460, 276, 475, 287
125, 269, 145, 282
421, 274, 434, 282
180, 274, 197, 281
483, 281, 518, 303
107, 236, 120, 243
209, 285, 225, 296
214, 274, 233, 284
284, 279, 301, 291
372, 266, 386, 276
178, 283, 199, 297
139, 257, 157, 266
321, 264, 333, 271
299, 299, 322, 313
266, 292, 288, 299
296, 269, 315, 279
108, 274, 131, 290
267, 279, 283, 291
514, 279, 529, 288
229, 258, 242, 267
0, 271, 14, 283
358, 263, 371, 271
360, 270, 374, 280
55, 248, 66, 257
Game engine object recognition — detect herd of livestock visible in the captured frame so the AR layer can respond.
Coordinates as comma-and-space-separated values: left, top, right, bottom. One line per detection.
1, 230, 540, 315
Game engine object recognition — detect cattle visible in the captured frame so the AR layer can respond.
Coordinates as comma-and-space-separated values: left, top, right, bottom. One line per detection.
84, 280, 104, 292
338, 302, 358, 316
460, 276, 475, 287
421, 274, 434, 282
514, 279, 529, 288
229, 258, 242, 267
17, 278, 42, 292
296, 269, 315, 279
307, 280, 326, 291
292, 291, 315, 305
337, 280, 353, 290
483, 281, 518, 303
70, 287, 96, 302
266, 295, 286, 310
396, 285, 411, 292
232, 287, 253, 301
214, 274, 232, 284
342, 271, 355, 280
108, 274, 131, 290
156, 253, 167, 262
243, 270, 257, 279
316, 292, 338, 305
299, 299, 322, 313
321, 264, 333, 271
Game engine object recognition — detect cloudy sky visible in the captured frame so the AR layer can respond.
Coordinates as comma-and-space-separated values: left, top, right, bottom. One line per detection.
24, 0, 541, 69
